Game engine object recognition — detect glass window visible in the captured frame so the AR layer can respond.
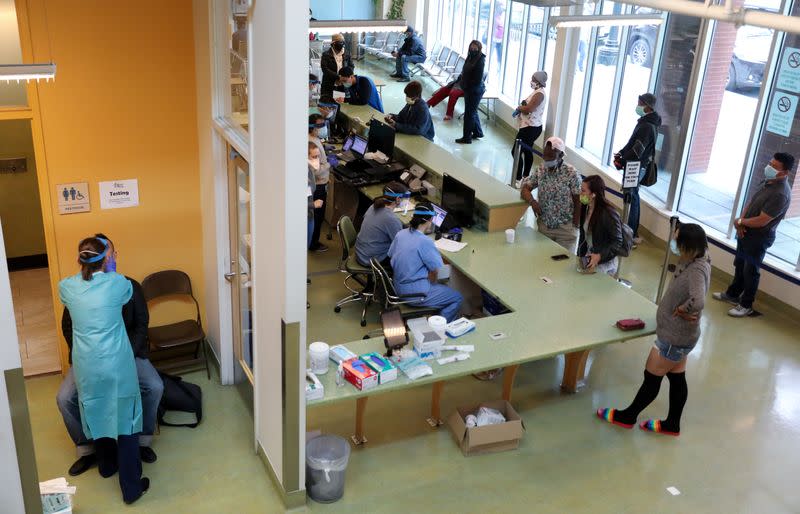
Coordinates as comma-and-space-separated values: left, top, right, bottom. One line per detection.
487, 0, 508, 89
646, 14, 701, 203
440, 0, 456, 47
452, 0, 465, 51
741, 0, 800, 266
0, 0, 28, 107
678, 19, 776, 233
477, 0, 492, 49
500, 2, 525, 99
566, 25, 593, 146
465, 0, 479, 46
581, 27, 621, 159
229, 2, 249, 130
519, 6, 545, 104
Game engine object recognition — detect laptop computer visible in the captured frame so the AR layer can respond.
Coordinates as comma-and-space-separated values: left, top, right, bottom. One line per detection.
337, 134, 368, 163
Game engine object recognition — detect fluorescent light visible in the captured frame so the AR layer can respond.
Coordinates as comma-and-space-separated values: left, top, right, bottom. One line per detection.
0, 63, 56, 82
310, 19, 408, 36
550, 14, 665, 28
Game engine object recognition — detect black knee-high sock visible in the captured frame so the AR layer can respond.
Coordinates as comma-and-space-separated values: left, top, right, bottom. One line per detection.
615, 370, 663, 424
661, 372, 687, 433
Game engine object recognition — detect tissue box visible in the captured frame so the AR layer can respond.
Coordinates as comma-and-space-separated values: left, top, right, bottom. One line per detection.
329, 344, 357, 365
448, 400, 525, 457
305, 370, 324, 402
361, 352, 397, 384
342, 358, 379, 391
407, 317, 445, 360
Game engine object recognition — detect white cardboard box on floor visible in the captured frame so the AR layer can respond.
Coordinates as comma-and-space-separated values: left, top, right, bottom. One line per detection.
448, 400, 526, 456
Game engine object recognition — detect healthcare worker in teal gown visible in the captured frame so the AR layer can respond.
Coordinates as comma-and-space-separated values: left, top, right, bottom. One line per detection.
58, 236, 149, 504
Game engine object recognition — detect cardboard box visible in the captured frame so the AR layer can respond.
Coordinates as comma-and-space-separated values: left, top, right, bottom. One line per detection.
448, 400, 525, 456
361, 352, 398, 384
341, 358, 379, 391
407, 317, 445, 360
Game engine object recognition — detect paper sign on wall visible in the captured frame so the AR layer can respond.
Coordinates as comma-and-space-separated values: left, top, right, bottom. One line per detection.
766, 93, 798, 137
99, 179, 139, 210
623, 161, 641, 189
777, 47, 800, 93
56, 182, 90, 214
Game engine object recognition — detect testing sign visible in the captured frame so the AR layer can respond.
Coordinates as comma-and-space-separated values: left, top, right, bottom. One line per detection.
99, 179, 139, 210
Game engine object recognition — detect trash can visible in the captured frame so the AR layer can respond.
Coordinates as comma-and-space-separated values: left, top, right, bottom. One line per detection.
305, 435, 351, 503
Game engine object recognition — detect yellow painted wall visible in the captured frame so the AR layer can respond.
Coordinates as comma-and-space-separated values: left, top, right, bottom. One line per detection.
23, 0, 204, 369
0, 119, 46, 258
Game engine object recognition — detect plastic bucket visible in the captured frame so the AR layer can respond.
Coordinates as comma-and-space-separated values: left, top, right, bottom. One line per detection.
306, 435, 351, 503
309, 342, 330, 375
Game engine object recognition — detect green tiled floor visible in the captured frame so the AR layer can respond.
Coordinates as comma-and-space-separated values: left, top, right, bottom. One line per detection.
25, 57, 800, 513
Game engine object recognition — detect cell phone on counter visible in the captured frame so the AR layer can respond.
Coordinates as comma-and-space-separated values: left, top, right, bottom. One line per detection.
551, 254, 569, 261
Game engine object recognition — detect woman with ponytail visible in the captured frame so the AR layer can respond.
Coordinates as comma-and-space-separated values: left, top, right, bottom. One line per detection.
355, 181, 409, 269
58, 236, 148, 504
387, 201, 463, 321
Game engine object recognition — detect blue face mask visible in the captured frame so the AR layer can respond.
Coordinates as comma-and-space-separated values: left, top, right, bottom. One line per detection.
342, 81, 352, 89
318, 126, 329, 139
544, 159, 558, 169
764, 164, 778, 180
104, 251, 117, 272
635, 106, 646, 117
669, 239, 680, 257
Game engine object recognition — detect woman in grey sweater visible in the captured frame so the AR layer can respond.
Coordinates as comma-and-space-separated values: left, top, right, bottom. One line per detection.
597, 223, 711, 436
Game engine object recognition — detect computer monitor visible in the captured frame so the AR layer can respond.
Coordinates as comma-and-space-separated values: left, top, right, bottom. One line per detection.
341, 135, 355, 152
431, 204, 447, 229
441, 174, 475, 228
367, 119, 395, 157
351, 135, 368, 157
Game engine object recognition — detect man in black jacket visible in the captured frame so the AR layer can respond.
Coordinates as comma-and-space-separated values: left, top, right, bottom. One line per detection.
56, 234, 163, 476
320, 33, 352, 99
615, 92, 661, 245
390, 26, 426, 82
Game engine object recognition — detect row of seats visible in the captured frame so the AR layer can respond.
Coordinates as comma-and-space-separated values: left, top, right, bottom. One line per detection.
359, 32, 404, 61
410, 41, 465, 88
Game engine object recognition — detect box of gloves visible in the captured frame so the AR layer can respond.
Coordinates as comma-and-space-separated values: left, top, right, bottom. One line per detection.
407, 317, 445, 360
448, 400, 525, 456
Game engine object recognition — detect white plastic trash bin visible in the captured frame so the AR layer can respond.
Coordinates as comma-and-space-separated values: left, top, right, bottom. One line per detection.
305, 435, 351, 503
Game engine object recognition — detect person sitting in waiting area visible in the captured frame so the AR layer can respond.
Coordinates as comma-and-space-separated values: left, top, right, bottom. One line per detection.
713, 152, 794, 317
355, 181, 409, 269
427, 73, 464, 121
385, 81, 435, 141
577, 175, 624, 276
336, 66, 384, 113
390, 26, 426, 82
520, 137, 582, 254
57, 233, 163, 478
388, 201, 463, 322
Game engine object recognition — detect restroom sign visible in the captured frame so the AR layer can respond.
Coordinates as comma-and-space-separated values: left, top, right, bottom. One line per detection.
56, 182, 91, 214
99, 179, 139, 209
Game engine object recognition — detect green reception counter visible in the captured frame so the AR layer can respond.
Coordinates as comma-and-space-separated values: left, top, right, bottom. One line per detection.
337, 103, 528, 232
308, 225, 658, 444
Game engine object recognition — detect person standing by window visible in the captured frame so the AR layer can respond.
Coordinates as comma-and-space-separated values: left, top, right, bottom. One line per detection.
58, 236, 149, 504
320, 33, 352, 99
512, 71, 547, 187
455, 41, 486, 145
614, 93, 660, 246
390, 26, 426, 82
713, 152, 794, 317
385, 81, 435, 141
598, 223, 710, 436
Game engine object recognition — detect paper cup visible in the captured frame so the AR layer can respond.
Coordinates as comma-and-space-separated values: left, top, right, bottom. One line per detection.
309, 342, 330, 375
505, 228, 516, 244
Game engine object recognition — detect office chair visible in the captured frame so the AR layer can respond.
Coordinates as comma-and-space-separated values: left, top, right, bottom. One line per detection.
142, 270, 210, 379
334, 216, 374, 327
370, 258, 439, 320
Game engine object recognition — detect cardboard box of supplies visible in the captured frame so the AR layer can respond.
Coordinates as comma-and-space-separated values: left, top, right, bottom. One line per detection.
448, 400, 525, 456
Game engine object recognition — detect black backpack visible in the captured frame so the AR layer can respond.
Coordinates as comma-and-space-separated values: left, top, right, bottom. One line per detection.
157, 372, 202, 428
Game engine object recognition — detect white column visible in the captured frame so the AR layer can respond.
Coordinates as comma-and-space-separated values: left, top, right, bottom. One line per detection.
250, 0, 309, 492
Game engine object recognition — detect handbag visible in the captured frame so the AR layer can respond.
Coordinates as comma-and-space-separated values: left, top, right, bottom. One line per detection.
157, 372, 203, 428
640, 159, 658, 187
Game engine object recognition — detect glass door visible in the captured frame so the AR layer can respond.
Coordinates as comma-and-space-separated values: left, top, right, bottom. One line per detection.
226, 148, 254, 384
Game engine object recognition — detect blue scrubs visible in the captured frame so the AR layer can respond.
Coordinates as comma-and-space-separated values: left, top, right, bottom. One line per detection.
388, 228, 463, 321
58, 272, 142, 439
355, 205, 403, 265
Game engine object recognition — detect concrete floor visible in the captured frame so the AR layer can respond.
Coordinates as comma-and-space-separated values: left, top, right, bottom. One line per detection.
24, 57, 800, 513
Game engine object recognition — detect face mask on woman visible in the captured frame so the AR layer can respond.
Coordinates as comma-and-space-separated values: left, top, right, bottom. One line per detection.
579, 194, 591, 205
531, 81, 540, 90
635, 105, 646, 117
670, 239, 680, 256
308, 158, 320, 170
332, 42, 344, 52
544, 159, 559, 169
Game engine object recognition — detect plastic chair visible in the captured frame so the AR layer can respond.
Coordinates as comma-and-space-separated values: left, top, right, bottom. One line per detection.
142, 270, 210, 379
334, 216, 374, 327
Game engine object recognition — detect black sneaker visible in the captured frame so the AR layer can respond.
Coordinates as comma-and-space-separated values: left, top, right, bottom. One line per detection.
124, 477, 150, 505
140, 446, 157, 464
389, 73, 402, 78
396, 76, 411, 82
310, 243, 329, 253
455, 137, 472, 144
68, 454, 97, 476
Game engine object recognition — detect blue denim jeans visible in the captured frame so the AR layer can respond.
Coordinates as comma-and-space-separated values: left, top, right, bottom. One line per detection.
395, 54, 425, 78
626, 186, 641, 237
725, 234, 774, 309
463, 85, 485, 140
56, 358, 163, 456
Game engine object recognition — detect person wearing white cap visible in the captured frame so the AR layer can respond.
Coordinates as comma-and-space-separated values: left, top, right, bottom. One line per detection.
520, 136, 582, 254
320, 33, 352, 98
512, 71, 548, 187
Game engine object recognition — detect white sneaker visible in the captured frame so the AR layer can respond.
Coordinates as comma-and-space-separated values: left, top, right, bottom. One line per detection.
712, 292, 739, 305
728, 304, 753, 318
514, 179, 522, 189
632, 237, 644, 245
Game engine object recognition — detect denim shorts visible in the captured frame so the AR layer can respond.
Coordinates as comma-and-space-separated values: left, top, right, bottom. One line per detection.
654, 339, 694, 362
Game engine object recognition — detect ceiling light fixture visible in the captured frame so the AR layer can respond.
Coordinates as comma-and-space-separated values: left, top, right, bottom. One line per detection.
310, 19, 408, 36
549, 14, 665, 28
0, 63, 56, 83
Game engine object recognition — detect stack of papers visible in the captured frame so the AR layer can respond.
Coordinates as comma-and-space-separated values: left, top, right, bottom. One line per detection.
435, 238, 468, 253
40, 478, 75, 514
